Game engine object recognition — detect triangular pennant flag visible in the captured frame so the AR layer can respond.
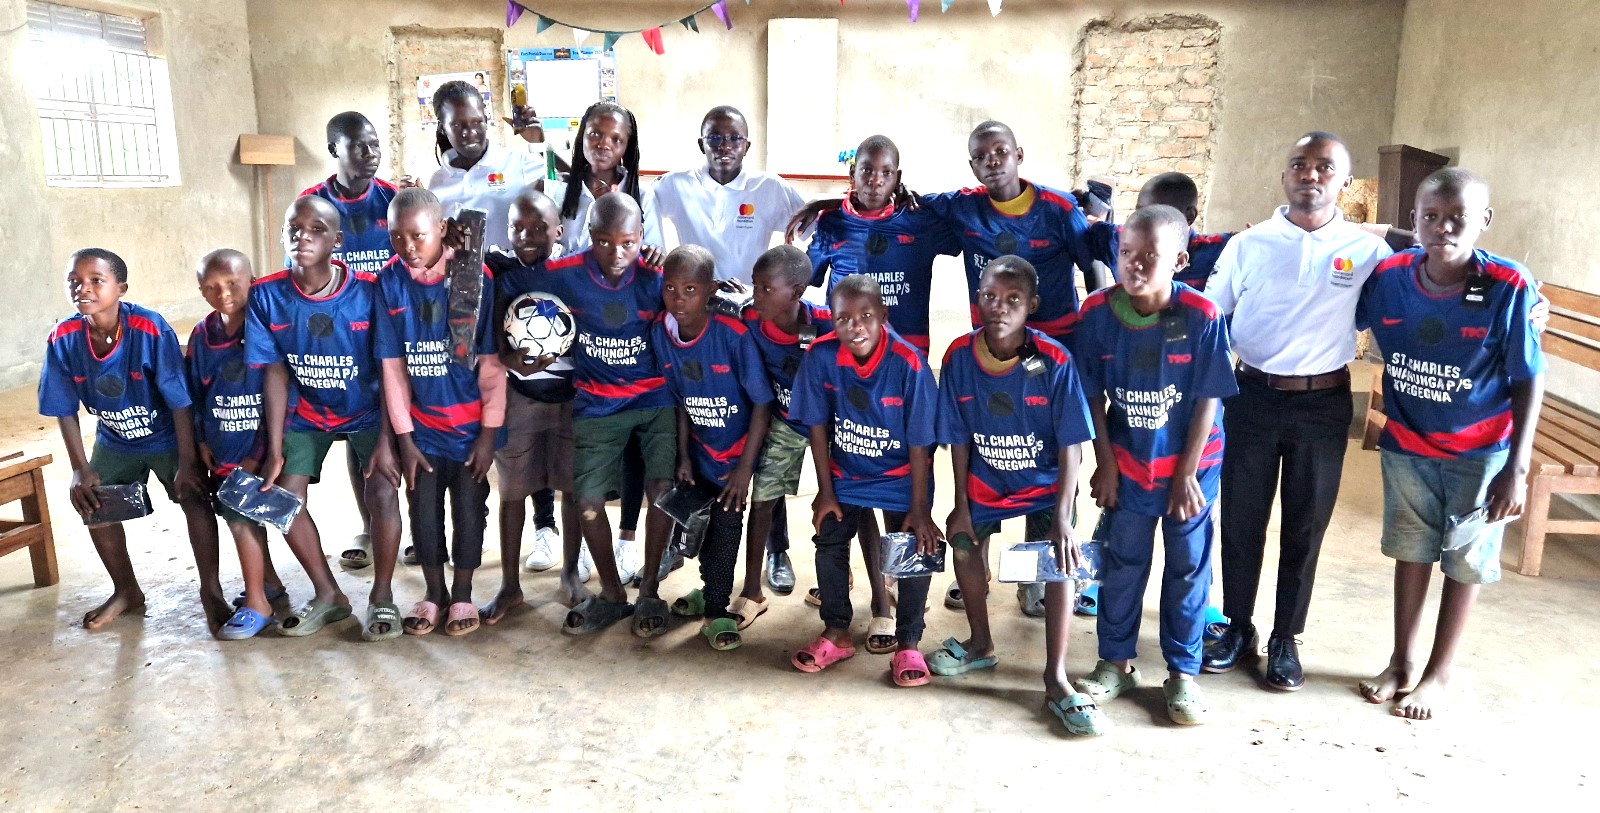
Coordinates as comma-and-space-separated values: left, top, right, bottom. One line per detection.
573, 28, 591, 46
602, 31, 621, 51
680, 15, 699, 33
536, 14, 553, 33
505, 0, 523, 28
941, 0, 954, 11
641, 26, 665, 55
907, 0, 919, 21
711, 1, 732, 29
988, 0, 1002, 15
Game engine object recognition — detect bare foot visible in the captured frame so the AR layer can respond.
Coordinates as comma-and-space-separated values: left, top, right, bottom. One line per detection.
1359, 663, 1414, 704
1393, 675, 1448, 720
84, 591, 146, 630
202, 593, 235, 635
557, 571, 593, 608
480, 591, 526, 626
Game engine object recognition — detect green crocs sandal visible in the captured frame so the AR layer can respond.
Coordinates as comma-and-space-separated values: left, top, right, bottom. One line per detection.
1076, 659, 1141, 704
1047, 692, 1112, 736
360, 601, 404, 642
672, 588, 706, 618
1164, 677, 1207, 726
701, 617, 741, 651
927, 637, 999, 676
278, 600, 353, 638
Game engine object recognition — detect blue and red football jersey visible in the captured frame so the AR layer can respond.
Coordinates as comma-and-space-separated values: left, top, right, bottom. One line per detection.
919, 181, 1096, 340
789, 328, 938, 512
652, 314, 774, 485
1067, 283, 1238, 516
743, 302, 832, 434
299, 177, 398, 275
244, 261, 383, 434
540, 251, 670, 419
487, 248, 576, 404
808, 203, 959, 353
39, 302, 192, 454
936, 329, 1096, 525
186, 312, 263, 473
374, 258, 498, 461
1358, 248, 1545, 459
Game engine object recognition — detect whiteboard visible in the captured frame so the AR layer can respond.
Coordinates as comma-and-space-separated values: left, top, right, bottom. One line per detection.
508, 47, 617, 120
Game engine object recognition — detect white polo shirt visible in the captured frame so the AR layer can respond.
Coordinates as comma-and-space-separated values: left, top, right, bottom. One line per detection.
547, 168, 663, 256
428, 143, 548, 253
1206, 205, 1393, 376
648, 166, 807, 284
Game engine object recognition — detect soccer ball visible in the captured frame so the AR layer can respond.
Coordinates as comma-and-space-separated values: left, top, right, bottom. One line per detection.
503, 292, 576, 360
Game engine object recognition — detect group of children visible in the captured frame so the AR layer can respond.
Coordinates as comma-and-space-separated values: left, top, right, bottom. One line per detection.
37, 90, 1543, 731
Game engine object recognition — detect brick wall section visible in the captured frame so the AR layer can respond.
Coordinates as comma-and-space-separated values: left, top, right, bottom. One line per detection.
1074, 15, 1221, 217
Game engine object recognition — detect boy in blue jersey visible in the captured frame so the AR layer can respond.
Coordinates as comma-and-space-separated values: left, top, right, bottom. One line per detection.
734, 246, 835, 625
247, 195, 403, 640
39, 248, 207, 630
186, 250, 292, 639
377, 188, 506, 637
935, 256, 1108, 734
484, 186, 587, 620
1068, 205, 1238, 726
1136, 172, 1232, 292
653, 246, 773, 650
302, 111, 399, 570
543, 192, 677, 637
809, 135, 959, 354
789, 275, 942, 685
1355, 170, 1545, 721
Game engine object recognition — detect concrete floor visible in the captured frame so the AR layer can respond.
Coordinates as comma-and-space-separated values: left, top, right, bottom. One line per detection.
2, 340, 1597, 811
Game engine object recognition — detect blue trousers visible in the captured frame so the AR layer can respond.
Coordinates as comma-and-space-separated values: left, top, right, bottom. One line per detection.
1095, 504, 1214, 675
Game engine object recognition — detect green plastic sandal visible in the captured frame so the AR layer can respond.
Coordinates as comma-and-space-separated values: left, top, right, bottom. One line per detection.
1047, 692, 1112, 736
701, 617, 741, 651
1164, 677, 1207, 726
1076, 659, 1141, 704
672, 588, 705, 617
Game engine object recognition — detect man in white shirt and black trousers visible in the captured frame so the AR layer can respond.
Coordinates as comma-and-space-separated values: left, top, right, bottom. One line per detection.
1202, 132, 1392, 691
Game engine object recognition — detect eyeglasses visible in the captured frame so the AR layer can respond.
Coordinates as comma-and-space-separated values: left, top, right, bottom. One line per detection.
703, 134, 747, 149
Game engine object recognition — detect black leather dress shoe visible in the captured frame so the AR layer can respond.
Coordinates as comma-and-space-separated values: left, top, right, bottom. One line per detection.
1201, 622, 1258, 674
766, 551, 795, 594
1265, 635, 1305, 691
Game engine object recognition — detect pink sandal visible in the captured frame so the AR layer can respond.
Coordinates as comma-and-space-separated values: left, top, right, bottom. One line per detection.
444, 601, 480, 637
403, 600, 440, 635
892, 649, 932, 687
792, 635, 856, 673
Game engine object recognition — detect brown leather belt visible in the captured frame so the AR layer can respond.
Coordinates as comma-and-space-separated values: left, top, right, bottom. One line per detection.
1236, 362, 1350, 392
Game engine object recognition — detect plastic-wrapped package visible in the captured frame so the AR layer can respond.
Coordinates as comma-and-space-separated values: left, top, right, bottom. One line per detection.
654, 479, 721, 559
879, 531, 946, 578
83, 483, 153, 527
997, 540, 1104, 586
1444, 504, 1511, 551
215, 468, 305, 535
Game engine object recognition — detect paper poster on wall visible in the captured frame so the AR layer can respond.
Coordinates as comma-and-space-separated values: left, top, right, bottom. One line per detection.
508, 47, 616, 181
417, 70, 496, 129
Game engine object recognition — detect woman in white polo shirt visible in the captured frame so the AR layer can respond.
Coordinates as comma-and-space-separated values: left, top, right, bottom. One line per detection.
422, 80, 548, 252
545, 101, 662, 256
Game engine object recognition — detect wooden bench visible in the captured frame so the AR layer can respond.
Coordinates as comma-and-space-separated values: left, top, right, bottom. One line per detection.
0, 452, 58, 588
1360, 283, 1600, 576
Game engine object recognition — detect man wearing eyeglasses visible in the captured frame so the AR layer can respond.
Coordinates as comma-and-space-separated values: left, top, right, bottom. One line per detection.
649, 106, 808, 287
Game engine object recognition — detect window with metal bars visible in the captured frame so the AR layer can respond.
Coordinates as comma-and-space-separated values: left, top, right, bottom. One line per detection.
25, 1, 181, 187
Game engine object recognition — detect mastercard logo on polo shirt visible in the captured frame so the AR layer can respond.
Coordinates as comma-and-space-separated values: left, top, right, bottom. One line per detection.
738, 203, 755, 217
486, 172, 506, 188
1330, 256, 1355, 287
1333, 257, 1353, 272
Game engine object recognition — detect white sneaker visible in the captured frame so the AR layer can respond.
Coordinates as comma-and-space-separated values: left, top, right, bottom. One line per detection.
523, 526, 559, 572
577, 542, 595, 583
614, 535, 643, 584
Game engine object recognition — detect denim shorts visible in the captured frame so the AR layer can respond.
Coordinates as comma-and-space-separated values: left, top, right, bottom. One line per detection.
1380, 449, 1509, 585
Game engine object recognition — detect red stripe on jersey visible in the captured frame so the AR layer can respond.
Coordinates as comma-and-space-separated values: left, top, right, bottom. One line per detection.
1112, 435, 1225, 490
294, 398, 341, 430
575, 377, 666, 399
1190, 232, 1227, 245
1373, 253, 1414, 276
888, 337, 926, 370
882, 463, 911, 478
353, 270, 378, 283
50, 319, 84, 342
411, 401, 483, 435
1028, 311, 1078, 337
705, 436, 748, 463
126, 314, 161, 336
1176, 289, 1222, 319
1033, 334, 1070, 365
1035, 187, 1078, 213
1384, 411, 1513, 458
545, 252, 587, 272
254, 270, 291, 286
713, 314, 748, 335
968, 475, 1056, 512
942, 332, 976, 365
1480, 260, 1526, 287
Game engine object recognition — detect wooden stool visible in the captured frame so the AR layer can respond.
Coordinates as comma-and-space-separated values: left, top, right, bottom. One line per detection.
0, 452, 58, 588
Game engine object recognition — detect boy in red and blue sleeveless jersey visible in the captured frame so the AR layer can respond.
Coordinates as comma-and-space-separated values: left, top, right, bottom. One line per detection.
376, 188, 506, 637
39, 248, 206, 631
736, 246, 833, 618
935, 257, 1108, 735
246, 195, 403, 640
808, 136, 959, 354
652, 246, 773, 650
1067, 206, 1238, 726
1355, 170, 1545, 721
186, 249, 291, 640
789, 275, 941, 686
542, 193, 677, 637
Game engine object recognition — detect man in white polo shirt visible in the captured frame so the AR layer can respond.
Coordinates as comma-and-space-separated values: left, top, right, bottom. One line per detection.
1201, 131, 1392, 692
649, 105, 810, 593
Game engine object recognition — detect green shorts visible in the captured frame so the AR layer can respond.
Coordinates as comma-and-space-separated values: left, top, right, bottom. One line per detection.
952, 508, 1059, 552
751, 419, 811, 504
570, 407, 677, 501
90, 443, 180, 503
281, 427, 382, 484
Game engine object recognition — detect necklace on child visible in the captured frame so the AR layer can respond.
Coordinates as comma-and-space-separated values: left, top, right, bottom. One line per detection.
92, 317, 121, 346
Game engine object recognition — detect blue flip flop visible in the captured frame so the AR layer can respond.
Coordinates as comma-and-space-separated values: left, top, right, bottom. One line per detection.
1075, 583, 1099, 617
218, 607, 275, 640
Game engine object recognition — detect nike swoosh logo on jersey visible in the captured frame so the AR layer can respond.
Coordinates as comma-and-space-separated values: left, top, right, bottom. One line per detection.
831, 241, 848, 250
957, 396, 975, 403
270, 323, 291, 331
1382, 317, 1403, 325
388, 307, 407, 316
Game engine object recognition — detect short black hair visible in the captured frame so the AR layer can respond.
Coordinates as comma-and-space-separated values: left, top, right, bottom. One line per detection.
197, 248, 252, 280
389, 187, 442, 222
1122, 204, 1190, 245
980, 255, 1038, 299
752, 245, 812, 289
830, 274, 883, 310
291, 194, 342, 230
969, 120, 1017, 145
701, 105, 746, 131
663, 245, 716, 284
856, 134, 900, 166
588, 190, 643, 233
1138, 172, 1199, 212
70, 247, 128, 283
1417, 167, 1490, 202
511, 184, 559, 219
1298, 130, 1346, 148
326, 111, 373, 145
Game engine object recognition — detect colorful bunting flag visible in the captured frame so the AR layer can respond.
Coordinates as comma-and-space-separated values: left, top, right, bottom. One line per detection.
640, 27, 665, 55
907, 0, 919, 21
711, 1, 732, 30
573, 28, 590, 46
941, 0, 954, 11
505, 0, 523, 28
988, 0, 1003, 16
602, 31, 621, 51
680, 15, 700, 33
536, 14, 553, 33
